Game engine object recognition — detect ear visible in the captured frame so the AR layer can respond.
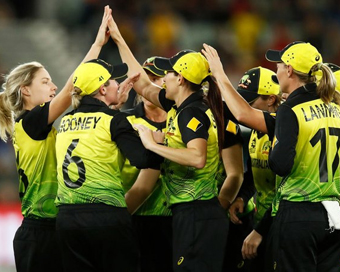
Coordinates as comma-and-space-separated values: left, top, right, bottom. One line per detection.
267, 95, 276, 107
20, 86, 30, 97
178, 74, 185, 86
287, 65, 293, 77
99, 84, 106, 96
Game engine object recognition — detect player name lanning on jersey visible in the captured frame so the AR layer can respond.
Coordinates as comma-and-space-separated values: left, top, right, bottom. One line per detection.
301, 103, 340, 122
58, 116, 102, 133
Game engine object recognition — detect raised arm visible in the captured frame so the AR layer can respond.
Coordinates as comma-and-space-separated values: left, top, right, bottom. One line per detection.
48, 5, 112, 124
107, 13, 163, 108
201, 44, 268, 133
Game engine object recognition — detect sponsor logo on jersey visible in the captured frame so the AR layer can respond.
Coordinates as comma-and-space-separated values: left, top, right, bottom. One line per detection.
177, 256, 184, 265
186, 117, 203, 132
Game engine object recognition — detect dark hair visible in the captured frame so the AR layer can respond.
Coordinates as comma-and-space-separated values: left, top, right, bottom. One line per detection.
178, 71, 224, 152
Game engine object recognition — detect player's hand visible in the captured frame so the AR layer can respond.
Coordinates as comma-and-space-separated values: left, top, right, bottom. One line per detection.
93, 5, 112, 47
152, 130, 165, 144
134, 124, 156, 150
241, 230, 262, 259
107, 12, 122, 42
201, 43, 225, 77
229, 197, 244, 224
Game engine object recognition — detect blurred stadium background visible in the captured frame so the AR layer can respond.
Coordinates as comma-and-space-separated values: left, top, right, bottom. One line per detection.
0, 0, 340, 270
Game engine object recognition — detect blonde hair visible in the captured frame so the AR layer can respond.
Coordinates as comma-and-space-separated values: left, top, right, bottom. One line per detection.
0, 61, 44, 141
71, 80, 109, 109
294, 63, 339, 105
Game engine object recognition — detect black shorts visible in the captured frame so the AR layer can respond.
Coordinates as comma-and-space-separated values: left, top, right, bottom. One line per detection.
132, 215, 172, 272
56, 203, 139, 272
266, 201, 340, 272
171, 198, 229, 272
13, 217, 63, 272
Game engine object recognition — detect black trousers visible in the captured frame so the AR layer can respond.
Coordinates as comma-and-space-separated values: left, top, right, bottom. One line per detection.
224, 211, 255, 272
132, 215, 173, 272
266, 201, 340, 272
171, 198, 229, 272
13, 217, 63, 272
56, 203, 139, 272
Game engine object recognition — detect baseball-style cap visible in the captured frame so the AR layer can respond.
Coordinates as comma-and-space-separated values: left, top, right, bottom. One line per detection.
237, 66, 280, 103
73, 59, 128, 96
265, 41, 323, 74
154, 50, 211, 85
142, 57, 166, 77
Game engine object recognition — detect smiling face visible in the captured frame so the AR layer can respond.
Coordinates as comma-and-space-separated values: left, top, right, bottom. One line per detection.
23, 68, 57, 109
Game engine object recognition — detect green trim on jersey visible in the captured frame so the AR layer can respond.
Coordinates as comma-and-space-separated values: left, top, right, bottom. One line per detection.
248, 130, 276, 223
13, 121, 58, 218
56, 111, 126, 207
121, 112, 171, 216
272, 100, 340, 215
162, 106, 219, 206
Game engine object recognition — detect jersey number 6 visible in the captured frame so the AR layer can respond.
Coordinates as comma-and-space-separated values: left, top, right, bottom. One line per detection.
62, 139, 86, 188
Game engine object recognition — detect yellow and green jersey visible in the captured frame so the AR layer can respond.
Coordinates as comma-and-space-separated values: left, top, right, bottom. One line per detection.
122, 103, 171, 216
269, 83, 340, 215
159, 89, 220, 206
56, 96, 162, 207
248, 130, 276, 222
13, 102, 58, 219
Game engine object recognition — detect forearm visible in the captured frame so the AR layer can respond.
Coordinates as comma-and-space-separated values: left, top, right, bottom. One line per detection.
219, 174, 243, 205
112, 32, 162, 107
147, 142, 206, 169
215, 72, 268, 133
219, 145, 244, 204
125, 169, 160, 214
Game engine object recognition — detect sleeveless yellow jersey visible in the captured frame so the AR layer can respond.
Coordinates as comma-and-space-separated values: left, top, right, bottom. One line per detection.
122, 103, 171, 216
248, 130, 276, 222
13, 102, 58, 218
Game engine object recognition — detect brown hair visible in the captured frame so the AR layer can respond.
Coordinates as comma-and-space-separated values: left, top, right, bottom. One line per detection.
177, 71, 224, 152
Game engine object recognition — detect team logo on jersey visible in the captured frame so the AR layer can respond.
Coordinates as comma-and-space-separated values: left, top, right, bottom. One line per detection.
249, 138, 256, 154
262, 141, 271, 155
40, 103, 45, 107
177, 256, 184, 265
186, 117, 202, 132
166, 116, 175, 136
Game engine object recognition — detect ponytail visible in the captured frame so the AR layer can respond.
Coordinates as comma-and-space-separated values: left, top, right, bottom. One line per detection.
0, 91, 14, 142
204, 77, 224, 153
313, 63, 337, 104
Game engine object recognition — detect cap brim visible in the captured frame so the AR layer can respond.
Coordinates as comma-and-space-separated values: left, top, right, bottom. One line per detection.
154, 57, 174, 71
265, 49, 282, 62
111, 63, 128, 79
326, 63, 340, 73
237, 89, 260, 103
143, 66, 165, 77
272, 75, 279, 84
